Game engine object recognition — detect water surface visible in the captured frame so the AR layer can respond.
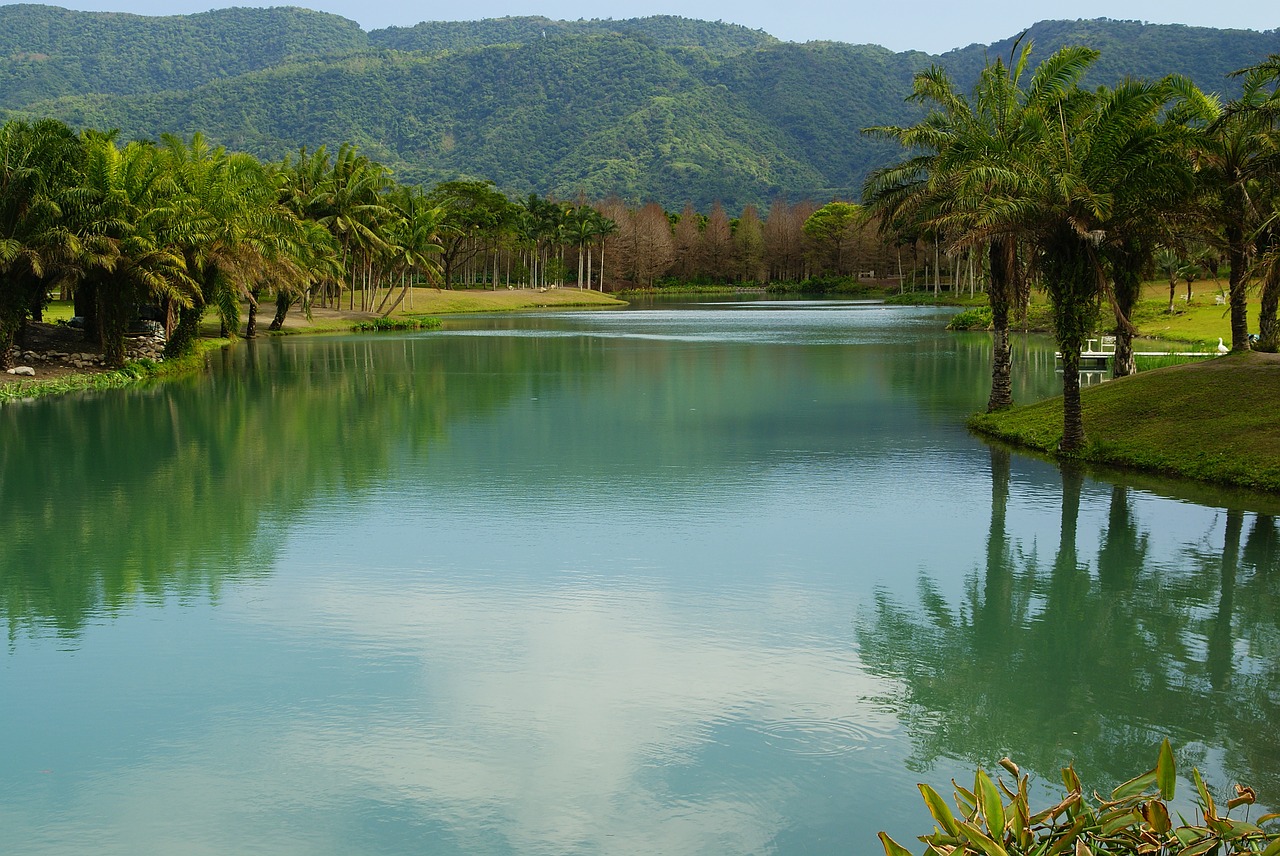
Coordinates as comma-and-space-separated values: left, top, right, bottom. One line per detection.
2, 301, 1277, 854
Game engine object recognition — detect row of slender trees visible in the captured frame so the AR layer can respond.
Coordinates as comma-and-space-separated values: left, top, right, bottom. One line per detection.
864, 43, 1280, 451
1, 116, 913, 374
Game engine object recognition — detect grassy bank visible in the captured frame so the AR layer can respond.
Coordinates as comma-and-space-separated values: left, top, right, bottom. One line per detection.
943, 279, 1252, 345
263, 287, 625, 335
396, 286, 624, 315
969, 351, 1280, 493
1, 337, 229, 405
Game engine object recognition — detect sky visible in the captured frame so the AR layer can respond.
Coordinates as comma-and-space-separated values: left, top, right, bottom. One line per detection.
17, 0, 1279, 54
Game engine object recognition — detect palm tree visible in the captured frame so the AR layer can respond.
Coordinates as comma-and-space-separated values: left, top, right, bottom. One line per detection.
1099, 91, 1198, 377
591, 210, 618, 291
1017, 77, 1187, 450
565, 206, 596, 289
0, 118, 81, 369
864, 41, 1096, 413
1176, 64, 1280, 351
1225, 54, 1280, 352
379, 185, 444, 314
159, 133, 322, 351
72, 136, 197, 368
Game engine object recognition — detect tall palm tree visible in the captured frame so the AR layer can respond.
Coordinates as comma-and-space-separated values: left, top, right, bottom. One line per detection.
1224, 54, 1280, 352
0, 118, 81, 368
591, 210, 618, 291
72, 136, 197, 367
1176, 64, 1280, 351
1017, 77, 1187, 450
159, 133, 320, 351
565, 206, 596, 289
864, 41, 1097, 413
379, 184, 444, 315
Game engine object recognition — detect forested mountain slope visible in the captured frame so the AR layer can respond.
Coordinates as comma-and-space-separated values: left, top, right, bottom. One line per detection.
367, 15, 778, 55
0, 4, 366, 107
3, 5, 1277, 208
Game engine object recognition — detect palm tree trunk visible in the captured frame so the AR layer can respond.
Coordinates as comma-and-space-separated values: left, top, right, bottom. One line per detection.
1059, 349, 1085, 452
269, 292, 293, 331
245, 289, 259, 338
986, 240, 1016, 412
1227, 231, 1251, 351
1257, 263, 1279, 352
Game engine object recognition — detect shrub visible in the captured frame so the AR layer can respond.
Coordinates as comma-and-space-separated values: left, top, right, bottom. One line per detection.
948, 307, 994, 330
350, 317, 441, 332
880, 740, 1279, 856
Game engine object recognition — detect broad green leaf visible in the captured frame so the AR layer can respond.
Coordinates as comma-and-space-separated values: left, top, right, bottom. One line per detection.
919, 784, 962, 837
1174, 826, 1206, 846
1176, 838, 1220, 856
953, 781, 977, 816
1190, 769, 1217, 821
1041, 818, 1088, 856
1100, 808, 1141, 835
1111, 768, 1157, 800
1260, 837, 1280, 856
1156, 738, 1176, 800
878, 831, 915, 856
958, 819, 1011, 856
1143, 798, 1171, 834
977, 768, 1006, 836
1062, 765, 1082, 795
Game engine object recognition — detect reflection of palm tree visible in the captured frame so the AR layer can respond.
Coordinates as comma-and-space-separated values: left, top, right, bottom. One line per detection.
1097, 485, 1148, 592
1243, 515, 1278, 575
856, 460, 1280, 793
1207, 510, 1242, 691
976, 446, 1014, 648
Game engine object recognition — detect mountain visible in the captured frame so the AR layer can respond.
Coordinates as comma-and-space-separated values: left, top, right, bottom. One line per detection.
0, 4, 366, 108
2, 5, 1277, 209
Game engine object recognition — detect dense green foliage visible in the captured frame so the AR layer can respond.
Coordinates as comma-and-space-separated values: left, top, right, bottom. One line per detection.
881, 741, 1280, 856
0, 4, 366, 108
2, 6, 1278, 209
367, 14, 777, 56
865, 39, 1280, 452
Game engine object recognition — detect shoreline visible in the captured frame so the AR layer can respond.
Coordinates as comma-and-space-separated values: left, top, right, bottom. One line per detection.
9, 289, 1277, 500
1, 288, 625, 403
969, 351, 1280, 495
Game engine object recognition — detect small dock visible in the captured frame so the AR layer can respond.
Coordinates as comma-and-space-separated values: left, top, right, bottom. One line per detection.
1056, 335, 1215, 366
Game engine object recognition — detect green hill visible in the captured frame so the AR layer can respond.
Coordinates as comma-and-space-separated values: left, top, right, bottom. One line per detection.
367, 14, 778, 56
3, 5, 1278, 209
0, 4, 367, 108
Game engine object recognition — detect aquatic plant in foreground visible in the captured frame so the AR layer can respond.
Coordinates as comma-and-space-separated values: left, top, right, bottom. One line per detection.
880, 740, 1280, 856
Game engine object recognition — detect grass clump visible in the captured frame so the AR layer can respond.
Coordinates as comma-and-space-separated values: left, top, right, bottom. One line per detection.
350, 317, 441, 332
969, 352, 1280, 492
947, 306, 994, 330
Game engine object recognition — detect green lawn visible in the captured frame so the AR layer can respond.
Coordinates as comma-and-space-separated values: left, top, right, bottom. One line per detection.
970, 351, 1280, 493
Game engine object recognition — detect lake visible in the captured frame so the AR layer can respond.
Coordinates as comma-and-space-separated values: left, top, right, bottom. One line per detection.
2, 299, 1277, 855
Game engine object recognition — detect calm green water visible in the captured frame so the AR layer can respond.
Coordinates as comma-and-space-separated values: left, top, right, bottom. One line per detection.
2, 300, 1278, 855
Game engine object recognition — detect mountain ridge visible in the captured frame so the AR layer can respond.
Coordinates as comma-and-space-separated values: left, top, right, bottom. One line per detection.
2, 5, 1277, 208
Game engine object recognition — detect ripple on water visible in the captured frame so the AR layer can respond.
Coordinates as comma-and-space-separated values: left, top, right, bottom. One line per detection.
752, 717, 889, 757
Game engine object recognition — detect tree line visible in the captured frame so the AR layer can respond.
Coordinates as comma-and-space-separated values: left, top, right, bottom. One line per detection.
1, 114, 922, 374
863, 43, 1280, 452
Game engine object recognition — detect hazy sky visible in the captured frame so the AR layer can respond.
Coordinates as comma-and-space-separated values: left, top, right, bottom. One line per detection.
21, 0, 1279, 54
